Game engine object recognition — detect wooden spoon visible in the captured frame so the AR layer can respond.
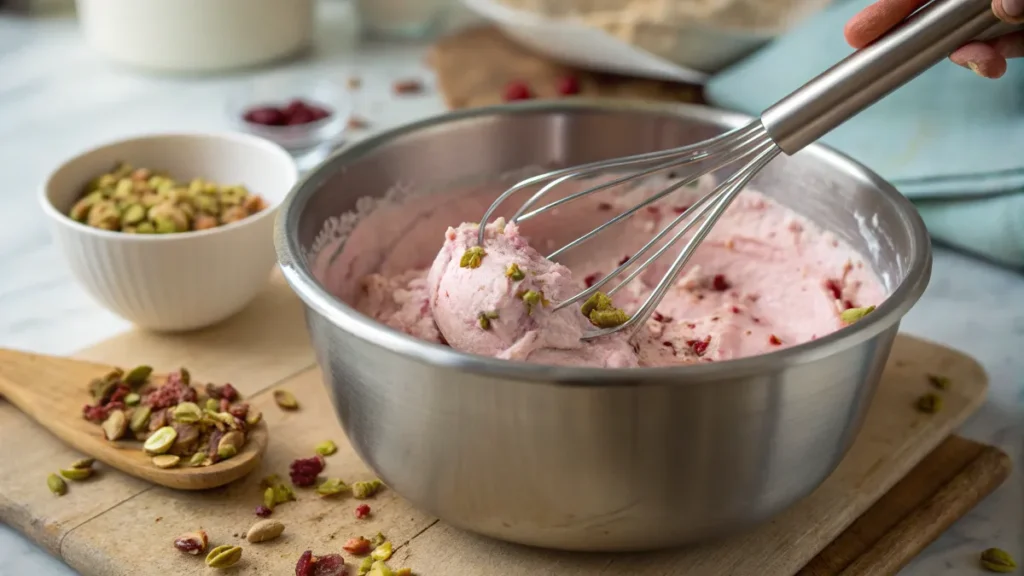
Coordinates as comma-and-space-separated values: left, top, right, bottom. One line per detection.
0, 348, 267, 490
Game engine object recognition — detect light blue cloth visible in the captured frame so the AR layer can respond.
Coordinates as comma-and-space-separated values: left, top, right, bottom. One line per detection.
705, 0, 1024, 269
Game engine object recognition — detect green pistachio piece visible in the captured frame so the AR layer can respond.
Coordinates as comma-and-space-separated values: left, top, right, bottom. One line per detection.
928, 373, 952, 390
839, 305, 875, 325
520, 290, 545, 315
352, 479, 384, 499
124, 392, 140, 407
129, 405, 152, 433
135, 221, 156, 234
86, 200, 122, 230
273, 389, 299, 410
980, 547, 1017, 573
580, 291, 614, 317
505, 262, 525, 281
70, 458, 95, 470
193, 194, 220, 215
368, 561, 395, 576
915, 393, 942, 414
113, 178, 134, 198
148, 201, 189, 233
273, 483, 295, 504
245, 409, 263, 426
477, 310, 500, 330
588, 308, 630, 328
459, 246, 486, 269
101, 409, 128, 441
358, 557, 375, 576
216, 444, 238, 460
143, 426, 178, 454
205, 545, 242, 569
47, 473, 67, 496
316, 478, 349, 497
217, 431, 245, 456
60, 467, 93, 481
121, 203, 146, 226
172, 402, 202, 424
315, 440, 338, 456
189, 452, 208, 467
371, 541, 393, 562
263, 487, 276, 510
69, 191, 105, 222
370, 532, 386, 548
124, 365, 152, 386
152, 454, 180, 469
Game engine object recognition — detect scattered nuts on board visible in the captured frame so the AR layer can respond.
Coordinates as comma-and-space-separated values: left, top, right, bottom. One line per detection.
260, 474, 297, 513
315, 440, 338, 456
352, 479, 384, 499
81, 366, 257, 469
928, 373, 952, 390
296, 550, 347, 576
243, 98, 332, 127
59, 467, 94, 481
316, 478, 349, 497
205, 544, 243, 569
47, 473, 67, 496
68, 163, 267, 233
980, 547, 1017, 573
274, 389, 300, 410
173, 530, 209, 555
915, 392, 943, 414
246, 519, 285, 543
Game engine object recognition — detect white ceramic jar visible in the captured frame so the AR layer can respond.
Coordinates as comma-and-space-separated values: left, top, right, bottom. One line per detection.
74, 0, 315, 73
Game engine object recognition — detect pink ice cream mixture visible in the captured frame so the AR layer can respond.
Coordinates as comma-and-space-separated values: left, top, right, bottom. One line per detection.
355, 176, 886, 368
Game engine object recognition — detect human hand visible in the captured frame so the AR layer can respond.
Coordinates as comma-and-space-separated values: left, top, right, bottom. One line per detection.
844, 0, 1023, 78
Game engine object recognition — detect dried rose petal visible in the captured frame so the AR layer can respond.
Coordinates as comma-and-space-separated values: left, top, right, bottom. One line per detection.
583, 273, 600, 288
355, 504, 371, 519
652, 312, 672, 323
296, 550, 315, 576
711, 274, 731, 291
768, 334, 782, 346
255, 505, 273, 517
343, 536, 372, 555
503, 80, 532, 101
290, 455, 326, 487
556, 75, 580, 96
687, 336, 711, 356
311, 554, 346, 576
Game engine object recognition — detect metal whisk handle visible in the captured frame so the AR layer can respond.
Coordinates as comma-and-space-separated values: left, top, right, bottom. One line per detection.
761, 0, 1006, 155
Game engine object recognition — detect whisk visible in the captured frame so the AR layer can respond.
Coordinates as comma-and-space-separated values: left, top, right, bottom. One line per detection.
479, 0, 1017, 340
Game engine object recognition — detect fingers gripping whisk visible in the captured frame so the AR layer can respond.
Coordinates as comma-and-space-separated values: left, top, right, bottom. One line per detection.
478, 120, 780, 340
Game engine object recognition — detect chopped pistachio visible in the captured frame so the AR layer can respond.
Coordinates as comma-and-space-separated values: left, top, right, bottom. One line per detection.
316, 478, 349, 497
459, 246, 486, 269
477, 310, 499, 330
980, 547, 1017, 573
263, 487, 276, 510
358, 557, 375, 576
217, 444, 238, 460
129, 405, 152, 433
47, 473, 67, 496
928, 373, 952, 391
205, 398, 219, 412
124, 392, 140, 407
143, 426, 178, 454
371, 542, 393, 562
580, 291, 614, 317
273, 389, 299, 410
369, 561, 395, 576
205, 545, 242, 569
273, 483, 296, 504
915, 393, 942, 414
353, 479, 384, 499
189, 452, 207, 467
70, 458, 95, 470
315, 440, 338, 456
172, 402, 203, 424
101, 410, 128, 441
370, 532, 387, 548
589, 308, 630, 328
245, 409, 263, 426
60, 467, 93, 481
123, 365, 152, 386
152, 455, 180, 469
521, 290, 544, 314
840, 305, 875, 325
505, 263, 525, 281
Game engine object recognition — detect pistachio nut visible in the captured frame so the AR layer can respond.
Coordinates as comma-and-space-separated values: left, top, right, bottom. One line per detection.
928, 373, 952, 391
263, 487, 276, 510
217, 444, 238, 460
189, 452, 208, 467
916, 393, 942, 414
370, 532, 386, 548
980, 547, 1017, 573
135, 221, 156, 234
273, 389, 299, 410
60, 467, 94, 481
192, 194, 220, 215
459, 246, 486, 269
205, 545, 242, 569
129, 405, 152, 433
47, 473, 67, 496
368, 561, 395, 576
121, 204, 146, 226
315, 440, 337, 457
193, 214, 219, 230
358, 557, 374, 576
370, 541, 393, 562
316, 478, 349, 497
70, 458, 95, 470
86, 200, 122, 231
152, 454, 180, 469
101, 409, 128, 441
172, 402, 202, 424
220, 206, 249, 224
245, 519, 285, 543
245, 409, 263, 427
218, 430, 245, 455
124, 365, 152, 386
205, 398, 219, 412
148, 202, 188, 232
839, 305, 875, 325
123, 392, 140, 406
274, 483, 296, 505
169, 423, 200, 456
113, 178, 133, 198
143, 426, 178, 454
352, 479, 384, 499
69, 192, 104, 222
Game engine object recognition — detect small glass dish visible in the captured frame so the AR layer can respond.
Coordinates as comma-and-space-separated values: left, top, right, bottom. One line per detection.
227, 78, 352, 159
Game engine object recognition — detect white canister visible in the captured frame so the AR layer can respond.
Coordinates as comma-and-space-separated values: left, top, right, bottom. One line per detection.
75, 0, 315, 73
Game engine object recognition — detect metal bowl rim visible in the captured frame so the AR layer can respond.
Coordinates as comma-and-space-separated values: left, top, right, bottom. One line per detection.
275, 98, 932, 385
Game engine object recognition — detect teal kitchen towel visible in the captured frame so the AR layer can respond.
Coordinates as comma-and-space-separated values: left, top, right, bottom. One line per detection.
705, 0, 1024, 269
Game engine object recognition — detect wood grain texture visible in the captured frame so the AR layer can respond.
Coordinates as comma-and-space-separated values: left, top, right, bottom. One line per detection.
0, 349, 268, 491
428, 25, 704, 109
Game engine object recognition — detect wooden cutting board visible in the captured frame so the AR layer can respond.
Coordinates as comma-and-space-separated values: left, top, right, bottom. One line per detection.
0, 272, 1010, 575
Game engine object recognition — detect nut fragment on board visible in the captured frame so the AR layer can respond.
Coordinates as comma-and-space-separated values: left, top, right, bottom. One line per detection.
173, 530, 209, 555
316, 478, 349, 497
928, 373, 952, 390
915, 392, 943, 414
47, 473, 67, 496
980, 547, 1017, 573
59, 467, 94, 481
101, 409, 128, 441
274, 389, 300, 410
70, 458, 95, 470
205, 544, 242, 568
152, 454, 181, 469
352, 479, 384, 499
296, 551, 347, 576
246, 519, 285, 543
315, 439, 338, 456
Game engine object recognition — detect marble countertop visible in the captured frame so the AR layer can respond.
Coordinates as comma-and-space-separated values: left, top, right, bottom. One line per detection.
0, 2, 1020, 575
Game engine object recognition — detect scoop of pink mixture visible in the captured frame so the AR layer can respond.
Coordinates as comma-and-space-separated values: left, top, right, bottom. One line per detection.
425, 219, 638, 367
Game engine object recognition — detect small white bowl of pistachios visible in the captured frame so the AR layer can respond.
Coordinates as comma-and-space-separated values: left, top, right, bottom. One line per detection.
40, 132, 299, 332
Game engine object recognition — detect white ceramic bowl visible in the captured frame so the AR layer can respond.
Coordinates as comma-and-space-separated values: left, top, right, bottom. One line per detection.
74, 0, 314, 73
41, 133, 299, 332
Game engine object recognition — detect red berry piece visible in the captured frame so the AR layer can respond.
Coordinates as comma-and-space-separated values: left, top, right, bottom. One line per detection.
556, 75, 580, 96
355, 504, 371, 519
503, 80, 532, 101
244, 107, 286, 126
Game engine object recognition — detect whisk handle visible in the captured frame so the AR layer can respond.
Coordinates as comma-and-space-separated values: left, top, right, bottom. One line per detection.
760, 0, 1008, 155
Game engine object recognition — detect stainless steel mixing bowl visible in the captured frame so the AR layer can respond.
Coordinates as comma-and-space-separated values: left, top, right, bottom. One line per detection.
275, 100, 932, 552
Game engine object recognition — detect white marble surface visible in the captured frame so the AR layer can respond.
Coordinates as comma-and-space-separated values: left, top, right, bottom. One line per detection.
0, 2, 1020, 575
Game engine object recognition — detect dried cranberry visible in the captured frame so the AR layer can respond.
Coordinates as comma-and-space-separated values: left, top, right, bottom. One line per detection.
687, 336, 711, 356
597, 202, 613, 211
255, 505, 273, 517
652, 312, 672, 323
672, 205, 691, 214
295, 550, 315, 576
245, 107, 287, 126
618, 255, 631, 266
768, 334, 782, 346
108, 385, 130, 405
220, 383, 239, 402
355, 504, 371, 519
711, 274, 731, 291
229, 402, 249, 420
343, 536, 372, 555
290, 455, 325, 487
583, 273, 600, 288
662, 341, 673, 347
824, 279, 843, 300
556, 75, 580, 96
287, 108, 317, 125
646, 206, 660, 216
82, 403, 107, 422
503, 80, 532, 101
731, 306, 741, 314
